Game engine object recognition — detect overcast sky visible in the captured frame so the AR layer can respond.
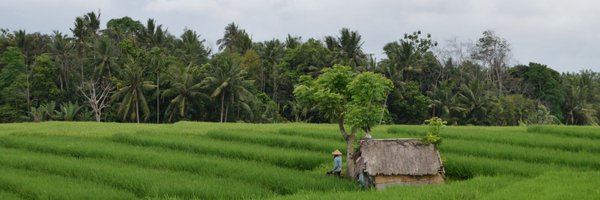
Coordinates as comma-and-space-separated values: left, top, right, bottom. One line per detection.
1, 0, 599, 72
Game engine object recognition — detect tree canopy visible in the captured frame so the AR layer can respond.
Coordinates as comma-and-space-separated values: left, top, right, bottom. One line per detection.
0, 12, 598, 126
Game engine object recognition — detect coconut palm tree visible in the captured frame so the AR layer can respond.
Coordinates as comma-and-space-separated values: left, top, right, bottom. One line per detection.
216, 23, 252, 54
326, 28, 366, 70
49, 31, 73, 93
204, 53, 254, 122
112, 58, 155, 123
91, 36, 118, 79
177, 29, 209, 66
162, 63, 207, 122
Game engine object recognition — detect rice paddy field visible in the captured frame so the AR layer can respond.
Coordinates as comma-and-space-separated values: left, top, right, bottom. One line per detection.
0, 122, 599, 199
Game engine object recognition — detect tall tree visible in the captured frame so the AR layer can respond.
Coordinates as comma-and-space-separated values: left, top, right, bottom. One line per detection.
112, 58, 155, 123
177, 29, 209, 66
204, 53, 254, 122
471, 30, 511, 96
325, 28, 366, 70
162, 62, 207, 122
30, 54, 60, 106
48, 31, 73, 93
0, 47, 28, 122
216, 23, 252, 54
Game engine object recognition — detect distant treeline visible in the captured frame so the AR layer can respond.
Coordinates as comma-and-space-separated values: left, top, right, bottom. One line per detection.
0, 11, 598, 125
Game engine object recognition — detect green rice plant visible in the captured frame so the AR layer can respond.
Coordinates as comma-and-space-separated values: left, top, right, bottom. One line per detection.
206, 130, 346, 153
0, 190, 21, 200
387, 126, 600, 153
269, 175, 521, 200
0, 166, 136, 200
0, 147, 274, 199
277, 128, 342, 141
0, 135, 356, 194
440, 139, 600, 170
111, 132, 328, 170
527, 125, 600, 140
481, 170, 600, 200
443, 153, 566, 179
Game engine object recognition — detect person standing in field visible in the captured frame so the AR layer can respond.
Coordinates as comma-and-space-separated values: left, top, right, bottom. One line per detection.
332, 149, 342, 177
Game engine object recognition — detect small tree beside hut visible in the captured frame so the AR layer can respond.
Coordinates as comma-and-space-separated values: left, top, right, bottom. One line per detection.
294, 65, 393, 177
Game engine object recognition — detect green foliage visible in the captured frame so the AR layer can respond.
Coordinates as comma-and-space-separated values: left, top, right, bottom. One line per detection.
112, 57, 156, 122
31, 54, 60, 104
389, 81, 430, 124
53, 101, 82, 121
421, 117, 446, 145
345, 72, 393, 133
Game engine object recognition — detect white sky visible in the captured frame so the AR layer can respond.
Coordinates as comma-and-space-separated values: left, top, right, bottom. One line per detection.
1, 0, 599, 72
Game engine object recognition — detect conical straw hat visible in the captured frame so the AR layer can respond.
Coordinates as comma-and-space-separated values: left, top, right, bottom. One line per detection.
332, 149, 342, 155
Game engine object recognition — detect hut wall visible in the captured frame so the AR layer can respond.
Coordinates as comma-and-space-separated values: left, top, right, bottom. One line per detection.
374, 174, 444, 189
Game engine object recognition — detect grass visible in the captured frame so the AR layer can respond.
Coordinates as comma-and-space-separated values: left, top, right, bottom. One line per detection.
527, 125, 600, 140
0, 121, 598, 199
0, 147, 273, 199
206, 129, 346, 153
0, 134, 355, 195
269, 175, 522, 200
111, 132, 328, 170
0, 165, 136, 200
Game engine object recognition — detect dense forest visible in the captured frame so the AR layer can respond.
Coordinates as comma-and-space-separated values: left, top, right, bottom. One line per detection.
1, 11, 598, 125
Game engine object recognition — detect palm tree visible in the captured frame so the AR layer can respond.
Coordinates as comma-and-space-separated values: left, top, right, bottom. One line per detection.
112, 58, 155, 123
456, 79, 495, 125
91, 36, 118, 79
162, 63, 207, 122
177, 29, 209, 66
49, 31, 73, 93
216, 23, 252, 54
71, 11, 101, 86
326, 28, 366, 70
259, 39, 284, 102
141, 19, 167, 48
13, 30, 32, 109
204, 53, 254, 122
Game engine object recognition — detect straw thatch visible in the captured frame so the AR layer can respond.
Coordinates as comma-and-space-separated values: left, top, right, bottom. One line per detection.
357, 139, 443, 176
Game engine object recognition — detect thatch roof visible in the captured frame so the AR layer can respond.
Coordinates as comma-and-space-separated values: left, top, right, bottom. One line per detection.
357, 139, 443, 176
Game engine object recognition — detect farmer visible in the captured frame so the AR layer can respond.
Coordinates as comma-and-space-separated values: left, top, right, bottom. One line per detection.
332, 149, 342, 177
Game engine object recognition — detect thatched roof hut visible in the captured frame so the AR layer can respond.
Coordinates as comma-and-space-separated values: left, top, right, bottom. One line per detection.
354, 139, 444, 189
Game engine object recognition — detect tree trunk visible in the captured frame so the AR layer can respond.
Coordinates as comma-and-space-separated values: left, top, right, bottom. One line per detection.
345, 133, 356, 179
225, 95, 230, 123
220, 92, 225, 123
25, 63, 31, 110
156, 71, 160, 124
337, 117, 357, 178
135, 97, 140, 123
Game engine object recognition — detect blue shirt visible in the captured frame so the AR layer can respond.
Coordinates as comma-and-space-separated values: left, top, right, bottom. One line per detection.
333, 156, 342, 172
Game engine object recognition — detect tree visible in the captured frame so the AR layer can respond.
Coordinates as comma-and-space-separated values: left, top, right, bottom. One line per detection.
204, 53, 254, 122
48, 31, 73, 93
71, 11, 101, 86
30, 54, 60, 106
471, 30, 511, 96
162, 62, 207, 122
456, 79, 496, 125
325, 28, 366, 70
177, 29, 210, 66
105, 16, 143, 42
0, 47, 28, 122
91, 36, 118, 79
112, 58, 155, 123
79, 79, 113, 122
294, 65, 393, 178
216, 23, 252, 54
